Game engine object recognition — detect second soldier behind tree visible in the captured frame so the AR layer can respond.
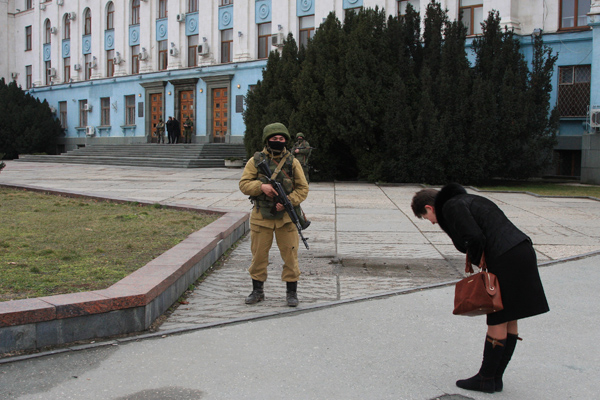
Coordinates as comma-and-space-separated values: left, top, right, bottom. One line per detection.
239, 122, 309, 307
292, 132, 311, 183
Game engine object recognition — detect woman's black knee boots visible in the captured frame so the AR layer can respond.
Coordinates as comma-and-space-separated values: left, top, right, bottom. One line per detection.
494, 333, 521, 392
456, 335, 506, 393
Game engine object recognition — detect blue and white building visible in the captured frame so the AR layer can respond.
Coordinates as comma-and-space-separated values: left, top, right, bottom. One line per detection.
1, 0, 599, 183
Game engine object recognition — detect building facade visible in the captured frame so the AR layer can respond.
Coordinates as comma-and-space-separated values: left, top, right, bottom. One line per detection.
1, 0, 599, 182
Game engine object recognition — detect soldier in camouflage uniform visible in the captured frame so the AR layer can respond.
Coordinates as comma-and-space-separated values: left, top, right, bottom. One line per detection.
183, 117, 194, 144
292, 132, 311, 183
155, 117, 166, 144
239, 123, 309, 307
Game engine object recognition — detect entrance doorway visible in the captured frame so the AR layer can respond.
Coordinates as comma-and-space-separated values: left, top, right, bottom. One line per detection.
179, 90, 194, 142
150, 93, 163, 142
212, 88, 228, 143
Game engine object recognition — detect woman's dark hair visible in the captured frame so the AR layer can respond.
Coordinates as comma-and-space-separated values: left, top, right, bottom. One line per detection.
411, 189, 438, 217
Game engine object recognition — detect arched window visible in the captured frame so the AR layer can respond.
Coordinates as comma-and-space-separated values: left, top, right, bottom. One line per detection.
84, 8, 92, 35
106, 2, 115, 30
131, 0, 140, 25
44, 19, 52, 44
63, 14, 71, 39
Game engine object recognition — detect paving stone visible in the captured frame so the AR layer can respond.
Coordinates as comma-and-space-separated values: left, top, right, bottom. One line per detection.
2, 162, 599, 339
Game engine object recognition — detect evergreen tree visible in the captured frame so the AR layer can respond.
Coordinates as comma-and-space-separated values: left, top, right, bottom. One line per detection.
242, 34, 301, 157
378, 13, 417, 182
471, 12, 557, 180
338, 7, 392, 180
520, 34, 559, 177
243, 4, 558, 184
438, 19, 472, 182
291, 12, 356, 181
0, 78, 62, 159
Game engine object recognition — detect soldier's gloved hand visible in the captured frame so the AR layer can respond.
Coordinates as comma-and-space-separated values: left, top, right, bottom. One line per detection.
261, 184, 278, 198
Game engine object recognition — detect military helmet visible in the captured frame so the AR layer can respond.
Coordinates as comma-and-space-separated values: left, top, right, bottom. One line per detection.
262, 122, 291, 143
296, 132, 305, 139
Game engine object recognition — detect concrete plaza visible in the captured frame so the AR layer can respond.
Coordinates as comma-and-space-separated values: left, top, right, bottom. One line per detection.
0, 161, 599, 399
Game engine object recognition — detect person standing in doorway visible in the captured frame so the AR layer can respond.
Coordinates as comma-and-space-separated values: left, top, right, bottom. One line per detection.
183, 117, 194, 144
239, 122, 309, 307
155, 117, 166, 144
172, 117, 181, 144
166, 116, 174, 144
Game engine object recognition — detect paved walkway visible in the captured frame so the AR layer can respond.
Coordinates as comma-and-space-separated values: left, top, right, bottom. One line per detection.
2, 161, 599, 330
1, 161, 600, 399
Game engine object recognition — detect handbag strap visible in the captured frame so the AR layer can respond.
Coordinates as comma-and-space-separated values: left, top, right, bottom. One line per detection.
465, 252, 487, 274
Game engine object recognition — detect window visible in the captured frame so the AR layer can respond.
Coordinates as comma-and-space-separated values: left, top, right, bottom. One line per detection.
125, 95, 136, 125
258, 23, 271, 59
398, 0, 419, 16
131, 0, 140, 25
131, 45, 140, 74
84, 54, 92, 80
107, 2, 115, 30
188, 0, 198, 13
101, 97, 111, 126
107, 49, 115, 77
25, 26, 32, 50
79, 100, 88, 127
557, 65, 591, 117
64, 57, 70, 83
158, 40, 168, 70
219, 0, 233, 6
560, 0, 591, 29
44, 20, 52, 44
158, 0, 168, 19
26, 65, 32, 89
459, 0, 483, 36
188, 34, 198, 67
221, 29, 233, 63
59, 101, 67, 129
84, 8, 92, 35
299, 15, 314, 48
45, 61, 52, 85
26, 0, 33, 10
64, 15, 71, 39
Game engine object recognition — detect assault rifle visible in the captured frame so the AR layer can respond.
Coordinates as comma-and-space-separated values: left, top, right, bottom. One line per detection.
257, 159, 310, 250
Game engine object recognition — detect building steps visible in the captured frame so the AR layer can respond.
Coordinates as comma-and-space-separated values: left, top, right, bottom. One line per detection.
15, 144, 248, 169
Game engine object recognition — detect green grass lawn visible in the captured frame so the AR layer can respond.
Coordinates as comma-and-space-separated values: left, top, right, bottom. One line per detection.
0, 187, 219, 301
475, 181, 600, 198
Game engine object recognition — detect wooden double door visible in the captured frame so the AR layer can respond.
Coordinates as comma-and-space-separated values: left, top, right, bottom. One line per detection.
150, 93, 163, 142
179, 90, 194, 141
212, 88, 228, 143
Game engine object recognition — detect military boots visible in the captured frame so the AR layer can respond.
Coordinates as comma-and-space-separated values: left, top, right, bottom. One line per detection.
245, 279, 264, 304
286, 281, 299, 307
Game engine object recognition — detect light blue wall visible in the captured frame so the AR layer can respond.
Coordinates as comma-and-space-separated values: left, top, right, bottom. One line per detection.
466, 30, 594, 138
31, 76, 150, 140
29, 60, 266, 147
28, 28, 596, 147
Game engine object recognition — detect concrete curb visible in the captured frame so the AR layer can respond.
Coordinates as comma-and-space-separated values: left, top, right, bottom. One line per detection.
0, 184, 250, 355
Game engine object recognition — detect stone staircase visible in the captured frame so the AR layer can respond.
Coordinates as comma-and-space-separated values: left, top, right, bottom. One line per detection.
15, 143, 248, 168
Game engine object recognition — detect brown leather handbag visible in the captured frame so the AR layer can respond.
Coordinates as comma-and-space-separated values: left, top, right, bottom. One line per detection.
453, 253, 504, 316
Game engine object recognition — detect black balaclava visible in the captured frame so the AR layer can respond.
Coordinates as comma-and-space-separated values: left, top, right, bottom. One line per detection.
267, 138, 286, 154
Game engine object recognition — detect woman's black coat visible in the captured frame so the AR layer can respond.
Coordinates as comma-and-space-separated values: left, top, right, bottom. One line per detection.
434, 183, 549, 323
434, 183, 530, 266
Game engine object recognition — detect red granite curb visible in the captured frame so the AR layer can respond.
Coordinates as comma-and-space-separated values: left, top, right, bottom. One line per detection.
0, 185, 250, 353
0, 211, 248, 329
